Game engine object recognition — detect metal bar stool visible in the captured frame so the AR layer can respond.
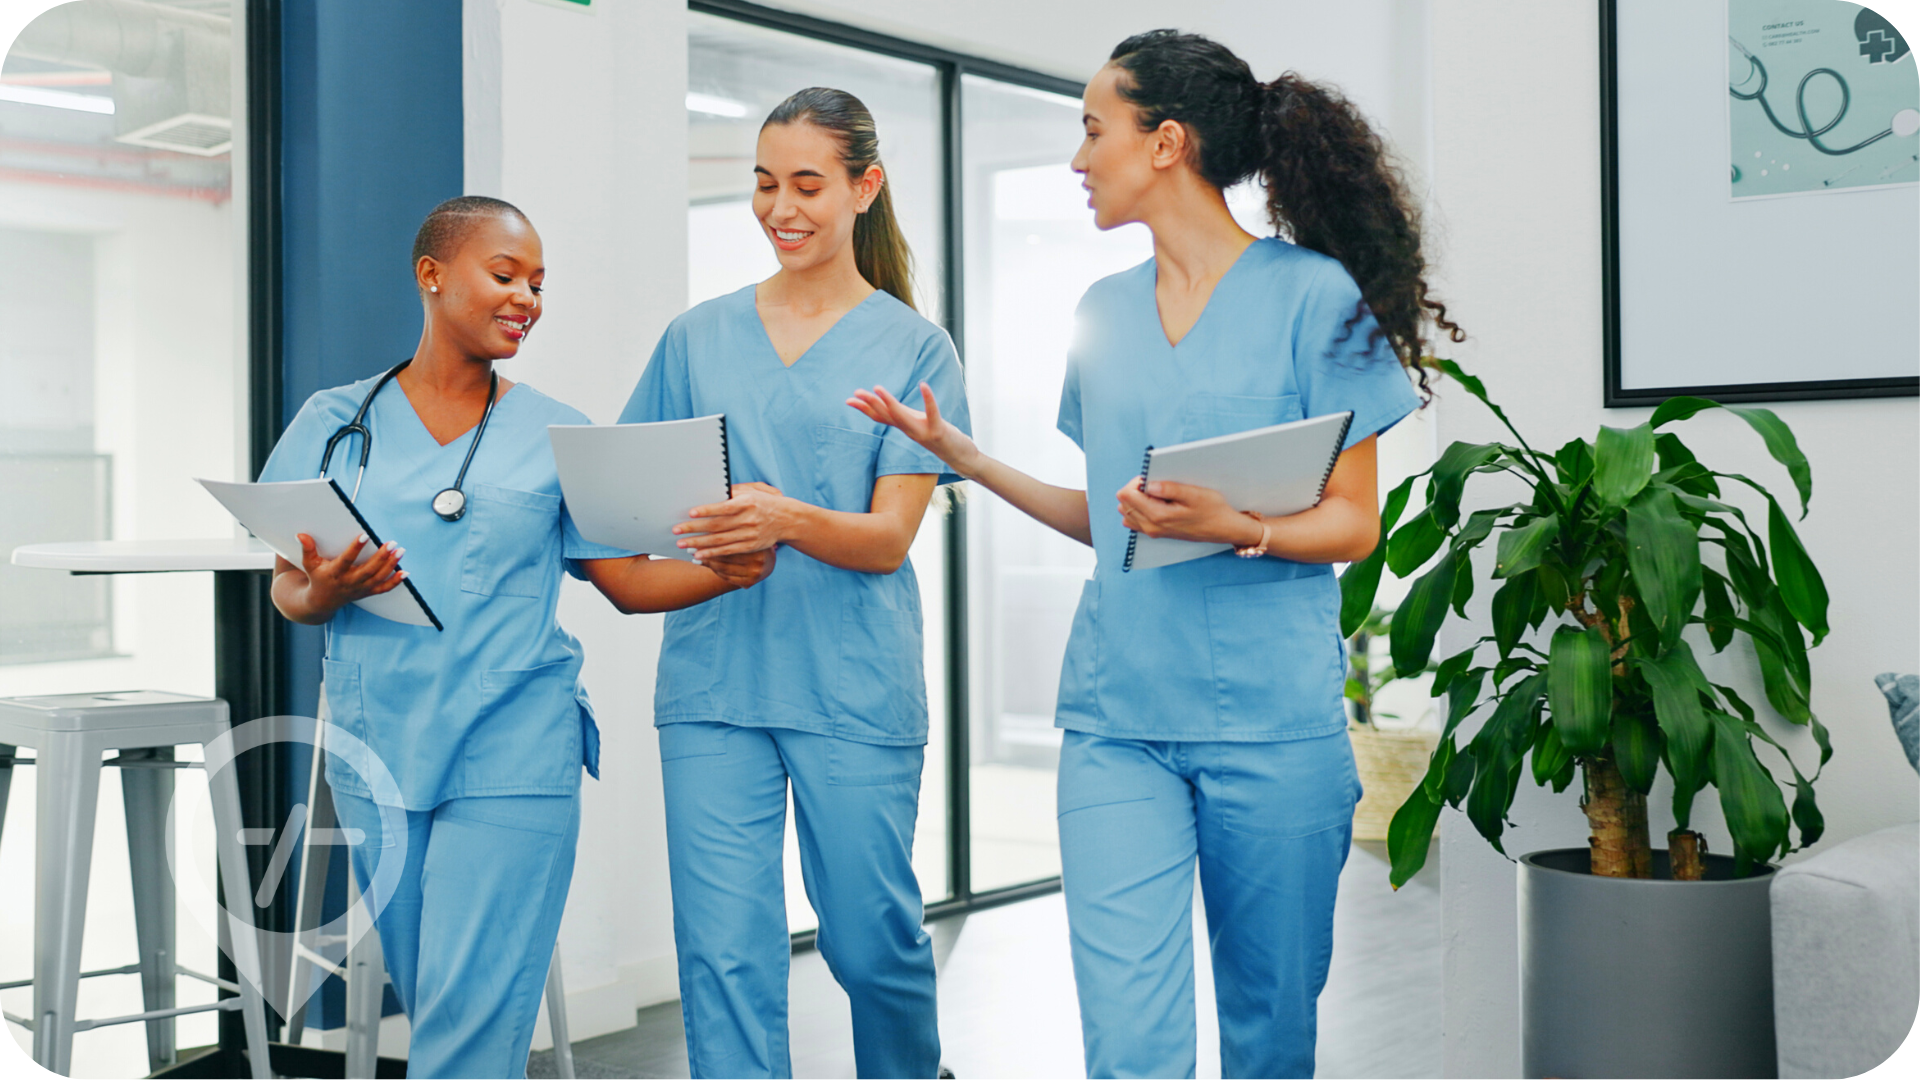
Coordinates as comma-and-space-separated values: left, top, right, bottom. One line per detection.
281, 708, 577, 1079
0, 691, 273, 1078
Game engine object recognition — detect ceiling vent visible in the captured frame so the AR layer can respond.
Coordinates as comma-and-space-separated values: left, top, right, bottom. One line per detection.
116, 110, 230, 155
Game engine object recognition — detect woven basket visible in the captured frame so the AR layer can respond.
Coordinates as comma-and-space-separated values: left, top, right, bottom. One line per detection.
1349, 725, 1441, 842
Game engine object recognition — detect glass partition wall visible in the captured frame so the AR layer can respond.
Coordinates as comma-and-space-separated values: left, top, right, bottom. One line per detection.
689, 1, 1152, 926
1, 1, 248, 1074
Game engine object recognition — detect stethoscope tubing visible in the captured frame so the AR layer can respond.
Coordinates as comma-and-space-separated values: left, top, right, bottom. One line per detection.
318, 358, 499, 519
1729, 41, 1895, 157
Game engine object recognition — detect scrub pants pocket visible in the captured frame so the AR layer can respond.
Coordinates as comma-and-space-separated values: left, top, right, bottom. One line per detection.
835, 600, 927, 742
1202, 575, 1346, 738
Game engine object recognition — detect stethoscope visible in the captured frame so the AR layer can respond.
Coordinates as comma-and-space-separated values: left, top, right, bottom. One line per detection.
1728, 37, 1903, 156
319, 359, 499, 522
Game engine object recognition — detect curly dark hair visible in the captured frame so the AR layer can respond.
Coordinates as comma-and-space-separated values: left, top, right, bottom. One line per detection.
1109, 30, 1463, 398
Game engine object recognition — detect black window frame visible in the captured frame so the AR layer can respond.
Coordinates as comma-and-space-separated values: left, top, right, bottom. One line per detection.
688, 0, 1085, 940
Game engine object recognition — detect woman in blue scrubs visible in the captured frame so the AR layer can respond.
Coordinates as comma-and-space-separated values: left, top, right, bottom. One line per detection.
619, 89, 968, 1080
260, 196, 773, 1078
852, 32, 1464, 1080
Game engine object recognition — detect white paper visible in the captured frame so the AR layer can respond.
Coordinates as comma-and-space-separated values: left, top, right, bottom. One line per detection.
197, 478, 440, 628
1127, 411, 1354, 571
549, 416, 730, 561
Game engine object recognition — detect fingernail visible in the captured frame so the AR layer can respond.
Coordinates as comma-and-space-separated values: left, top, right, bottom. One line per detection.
395, 547, 406, 559
357, 533, 369, 544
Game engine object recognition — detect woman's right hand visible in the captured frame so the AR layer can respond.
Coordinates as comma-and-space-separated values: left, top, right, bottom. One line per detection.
293, 532, 406, 619
847, 382, 979, 478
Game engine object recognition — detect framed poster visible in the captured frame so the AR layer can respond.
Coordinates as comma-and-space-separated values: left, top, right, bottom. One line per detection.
1602, 0, 1920, 405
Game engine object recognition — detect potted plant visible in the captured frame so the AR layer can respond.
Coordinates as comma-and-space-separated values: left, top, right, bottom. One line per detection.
1345, 606, 1439, 844
1341, 361, 1830, 1078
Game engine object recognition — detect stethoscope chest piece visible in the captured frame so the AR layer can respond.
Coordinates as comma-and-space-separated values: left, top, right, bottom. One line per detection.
432, 487, 468, 521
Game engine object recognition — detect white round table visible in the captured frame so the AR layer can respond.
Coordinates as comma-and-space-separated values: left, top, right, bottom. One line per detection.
10, 538, 277, 574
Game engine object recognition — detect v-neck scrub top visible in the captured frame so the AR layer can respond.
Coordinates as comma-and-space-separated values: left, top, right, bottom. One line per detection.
260, 377, 632, 809
619, 285, 971, 746
1056, 238, 1422, 743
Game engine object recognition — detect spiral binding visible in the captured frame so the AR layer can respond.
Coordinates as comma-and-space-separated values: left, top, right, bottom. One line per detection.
717, 414, 733, 499
1121, 444, 1155, 572
1320, 412, 1355, 496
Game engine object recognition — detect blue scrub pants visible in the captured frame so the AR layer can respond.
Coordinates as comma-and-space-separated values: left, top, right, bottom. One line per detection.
1057, 730, 1359, 1080
659, 721, 938, 1079
333, 788, 580, 1079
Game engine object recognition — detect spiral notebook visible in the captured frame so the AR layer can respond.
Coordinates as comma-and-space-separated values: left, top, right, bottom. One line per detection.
1122, 411, 1354, 572
548, 415, 731, 562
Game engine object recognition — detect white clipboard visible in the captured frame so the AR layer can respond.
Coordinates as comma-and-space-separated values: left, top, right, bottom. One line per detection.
198, 477, 442, 629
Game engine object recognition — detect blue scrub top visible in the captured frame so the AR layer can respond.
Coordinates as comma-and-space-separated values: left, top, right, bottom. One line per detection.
1055, 238, 1422, 743
260, 375, 632, 808
619, 285, 971, 746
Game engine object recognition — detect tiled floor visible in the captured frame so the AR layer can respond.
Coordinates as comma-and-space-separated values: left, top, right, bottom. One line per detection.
529, 840, 1440, 1079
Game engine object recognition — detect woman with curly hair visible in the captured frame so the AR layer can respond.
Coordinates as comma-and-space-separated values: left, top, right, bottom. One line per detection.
851, 30, 1461, 1079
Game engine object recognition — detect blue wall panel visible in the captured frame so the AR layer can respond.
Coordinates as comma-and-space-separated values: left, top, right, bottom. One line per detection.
272, 1, 462, 1028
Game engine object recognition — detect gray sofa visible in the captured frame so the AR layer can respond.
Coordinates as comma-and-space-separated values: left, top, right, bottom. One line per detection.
1772, 821, 1920, 1078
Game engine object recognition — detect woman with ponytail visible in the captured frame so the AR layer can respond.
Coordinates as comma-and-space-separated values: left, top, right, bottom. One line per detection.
619, 87, 967, 1079
853, 31, 1460, 1079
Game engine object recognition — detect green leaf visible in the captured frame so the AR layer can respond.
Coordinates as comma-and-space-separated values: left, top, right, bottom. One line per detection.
1613, 712, 1663, 795
1767, 496, 1830, 645
1443, 744, 1477, 807
1554, 438, 1594, 487
1593, 424, 1656, 506
1431, 647, 1477, 698
1538, 563, 1571, 611
1392, 550, 1457, 677
1624, 487, 1702, 651
1451, 555, 1476, 618
1701, 570, 1737, 653
1429, 442, 1504, 528
1465, 744, 1513, 854
1442, 666, 1487, 737
1548, 625, 1613, 755
1791, 774, 1824, 848
1421, 736, 1457, 801
1711, 711, 1791, 864
1340, 474, 1418, 637
1531, 723, 1570, 787
1639, 642, 1714, 800
1494, 516, 1559, 579
1652, 432, 1720, 498
1490, 573, 1541, 657
1387, 791, 1443, 889
1650, 397, 1812, 517
1387, 507, 1447, 577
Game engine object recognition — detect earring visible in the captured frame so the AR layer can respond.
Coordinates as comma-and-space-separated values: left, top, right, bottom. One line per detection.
430, 286, 438, 293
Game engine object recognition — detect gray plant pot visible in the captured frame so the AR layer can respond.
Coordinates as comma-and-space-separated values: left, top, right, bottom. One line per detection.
1519, 848, 1777, 1079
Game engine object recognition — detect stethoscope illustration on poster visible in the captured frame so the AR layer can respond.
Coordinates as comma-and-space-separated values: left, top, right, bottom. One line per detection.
1727, 1, 1919, 198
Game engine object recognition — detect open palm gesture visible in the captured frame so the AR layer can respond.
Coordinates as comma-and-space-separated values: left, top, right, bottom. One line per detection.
846, 382, 979, 477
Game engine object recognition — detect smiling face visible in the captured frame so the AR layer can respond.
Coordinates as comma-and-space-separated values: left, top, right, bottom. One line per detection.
752, 120, 882, 274
1071, 64, 1181, 232
416, 212, 545, 359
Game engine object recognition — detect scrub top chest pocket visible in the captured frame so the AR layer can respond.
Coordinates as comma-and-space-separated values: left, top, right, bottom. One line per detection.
811, 425, 884, 513
461, 483, 563, 599
1179, 393, 1303, 444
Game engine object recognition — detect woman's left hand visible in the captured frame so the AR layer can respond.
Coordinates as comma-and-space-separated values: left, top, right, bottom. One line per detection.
702, 548, 776, 589
1115, 478, 1263, 547
676, 481, 792, 558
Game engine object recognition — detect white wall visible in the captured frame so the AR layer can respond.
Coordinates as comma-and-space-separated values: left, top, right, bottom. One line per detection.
463, 0, 690, 1043
1426, 4, 1920, 1076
